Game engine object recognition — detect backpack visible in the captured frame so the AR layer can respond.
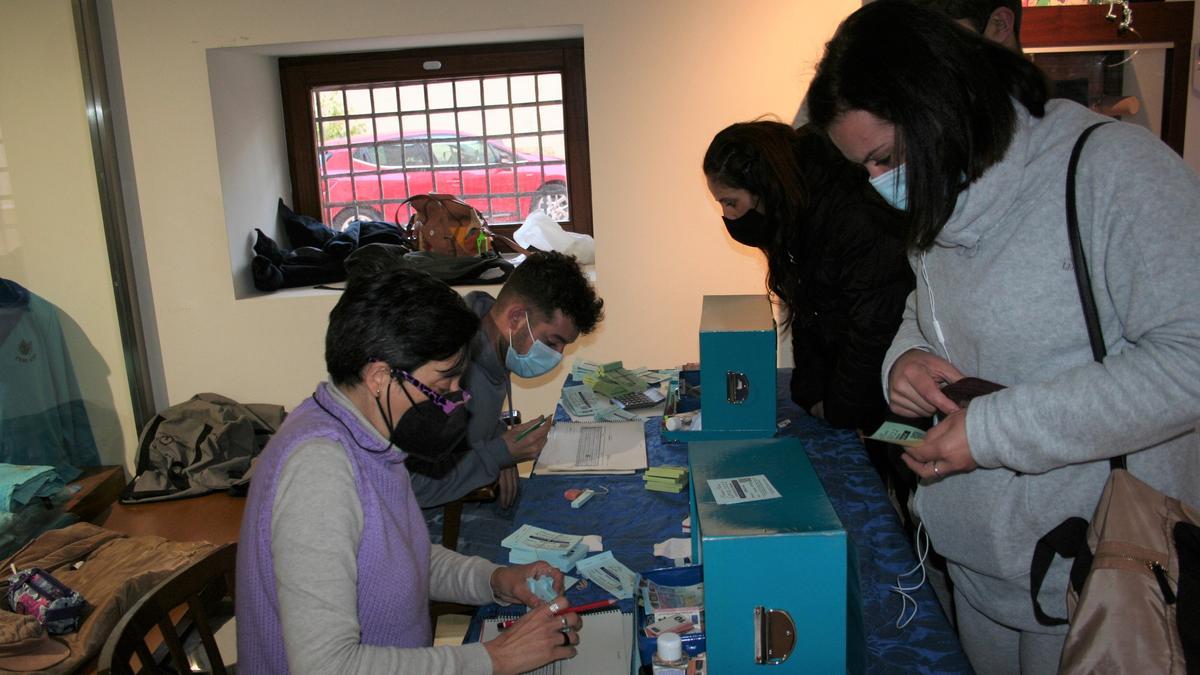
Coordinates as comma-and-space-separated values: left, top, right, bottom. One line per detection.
344, 244, 515, 286
120, 393, 286, 503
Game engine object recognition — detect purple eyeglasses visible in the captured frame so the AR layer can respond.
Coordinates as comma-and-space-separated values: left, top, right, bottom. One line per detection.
394, 369, 471, 415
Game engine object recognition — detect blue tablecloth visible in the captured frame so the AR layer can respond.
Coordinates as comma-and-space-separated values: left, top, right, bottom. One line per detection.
468, 369, 971, 674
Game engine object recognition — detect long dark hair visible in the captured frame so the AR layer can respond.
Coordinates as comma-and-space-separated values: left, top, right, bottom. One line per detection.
806, 1, 1049, 250
703, 120, 868, 329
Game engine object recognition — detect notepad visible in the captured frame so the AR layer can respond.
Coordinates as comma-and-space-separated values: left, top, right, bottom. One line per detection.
480, 609, 633, 674
534, 421, 647, 475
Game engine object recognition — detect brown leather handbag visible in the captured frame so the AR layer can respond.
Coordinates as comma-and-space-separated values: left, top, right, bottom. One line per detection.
401, 194, 493, 257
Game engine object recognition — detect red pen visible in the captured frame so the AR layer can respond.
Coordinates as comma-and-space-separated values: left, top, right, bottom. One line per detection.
498, 598, 620, 630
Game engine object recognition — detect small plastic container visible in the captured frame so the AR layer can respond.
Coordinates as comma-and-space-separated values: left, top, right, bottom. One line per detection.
652, 632, 689, 674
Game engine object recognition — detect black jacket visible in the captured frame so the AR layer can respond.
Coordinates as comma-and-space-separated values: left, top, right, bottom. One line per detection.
785, 184, 913, 432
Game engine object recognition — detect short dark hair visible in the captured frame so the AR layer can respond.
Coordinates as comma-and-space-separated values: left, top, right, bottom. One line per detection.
912, 0, 1022, 40
325, 268, 479, 386
497, 251, 603, 334
806, 1, 1048, 250
703, 120, 878, 329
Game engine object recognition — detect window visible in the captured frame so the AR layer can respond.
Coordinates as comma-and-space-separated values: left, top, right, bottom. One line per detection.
279, 40, 591, 240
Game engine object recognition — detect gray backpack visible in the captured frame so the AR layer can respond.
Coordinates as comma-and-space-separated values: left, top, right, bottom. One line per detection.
120, 393, 286, 503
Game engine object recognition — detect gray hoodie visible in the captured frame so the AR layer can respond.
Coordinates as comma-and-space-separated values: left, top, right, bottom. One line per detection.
410, 291, 515, 508
882, 100, 1200, 631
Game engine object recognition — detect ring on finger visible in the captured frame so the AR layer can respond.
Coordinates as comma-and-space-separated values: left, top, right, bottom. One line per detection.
548, 601, 562, 614
561, 631, 571, 647
559, 616, 568, 630
932, 461, 941, 477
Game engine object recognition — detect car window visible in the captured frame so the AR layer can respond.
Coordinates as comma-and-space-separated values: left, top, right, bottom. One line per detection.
486, 142, 513, 165
377, 142, 407, 168
458, 140, 485, 166
404, 142, 431, 167
351, 146, 378, 165
431, 142, 459, 167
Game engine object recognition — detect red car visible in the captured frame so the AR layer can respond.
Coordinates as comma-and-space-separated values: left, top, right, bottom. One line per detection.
320, 131, 569, 230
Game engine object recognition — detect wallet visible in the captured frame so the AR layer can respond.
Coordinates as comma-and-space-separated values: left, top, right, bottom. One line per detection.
941, 377, 1006, 408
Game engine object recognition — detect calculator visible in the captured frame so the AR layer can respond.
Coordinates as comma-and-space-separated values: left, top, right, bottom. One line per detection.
612, 389, 665, 410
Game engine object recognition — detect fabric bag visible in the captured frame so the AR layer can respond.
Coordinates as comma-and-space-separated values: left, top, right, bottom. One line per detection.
1029, 122, 1200, 674
403, 194, 495, 257
120, 393, 286, 503
402, 194, 530, 257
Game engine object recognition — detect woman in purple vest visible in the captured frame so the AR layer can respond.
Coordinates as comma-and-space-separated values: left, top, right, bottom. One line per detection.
237, 269, 581, 674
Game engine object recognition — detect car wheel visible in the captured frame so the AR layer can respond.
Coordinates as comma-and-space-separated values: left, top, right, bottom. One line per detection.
531, 183, 569, 221
331, 206, 383, 231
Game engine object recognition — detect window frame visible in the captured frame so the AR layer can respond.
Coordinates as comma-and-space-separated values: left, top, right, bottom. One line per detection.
279, 38, 592, 241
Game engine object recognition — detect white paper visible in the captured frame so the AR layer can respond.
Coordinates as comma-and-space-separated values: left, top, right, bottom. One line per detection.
534, 421, 647, 475
501, 524, 583, 552
653, 538, 693, 562
706, 474, 782, 505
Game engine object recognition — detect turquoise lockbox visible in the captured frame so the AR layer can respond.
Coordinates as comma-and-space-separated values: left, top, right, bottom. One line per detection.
661, 294, 777, 441
687, 437, 864, 674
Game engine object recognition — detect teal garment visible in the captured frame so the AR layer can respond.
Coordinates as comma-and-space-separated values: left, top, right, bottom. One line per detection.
0, 280, 99, 475
0, 463, 66, 512
0, 462, 74, 559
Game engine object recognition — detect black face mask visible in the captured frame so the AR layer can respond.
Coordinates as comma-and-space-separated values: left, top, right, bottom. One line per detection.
377, 382, 469, 462
722, 209, 771, 248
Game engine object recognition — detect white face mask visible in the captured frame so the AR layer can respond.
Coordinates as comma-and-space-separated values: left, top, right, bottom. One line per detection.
869, 164, 908, 211
505, 311, 563, 378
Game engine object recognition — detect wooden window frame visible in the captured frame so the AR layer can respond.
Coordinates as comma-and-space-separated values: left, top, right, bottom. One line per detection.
279, 39, 592, 241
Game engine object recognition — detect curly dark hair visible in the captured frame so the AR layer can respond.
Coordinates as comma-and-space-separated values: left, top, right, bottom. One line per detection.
497, 251, 604, 334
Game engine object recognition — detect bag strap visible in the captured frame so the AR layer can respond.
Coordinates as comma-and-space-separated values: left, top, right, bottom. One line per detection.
1064, 121, 1126, 472
1030, 121, 1119, 626
1030, 517, 1093, 626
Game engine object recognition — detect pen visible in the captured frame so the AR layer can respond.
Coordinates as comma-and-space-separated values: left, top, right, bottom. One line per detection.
514, 416, 548, 442
498, 598, 620, 629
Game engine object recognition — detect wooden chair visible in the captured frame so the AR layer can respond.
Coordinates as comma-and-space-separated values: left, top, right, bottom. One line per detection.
97, 543, 237, 675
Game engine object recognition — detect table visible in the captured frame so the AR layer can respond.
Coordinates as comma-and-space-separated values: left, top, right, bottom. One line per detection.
470, 369, 971, 673
96, 492, 245, 543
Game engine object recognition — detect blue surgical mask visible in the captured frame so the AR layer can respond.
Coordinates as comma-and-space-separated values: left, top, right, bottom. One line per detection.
869, 164, 908, 211
505, 312, 563, 378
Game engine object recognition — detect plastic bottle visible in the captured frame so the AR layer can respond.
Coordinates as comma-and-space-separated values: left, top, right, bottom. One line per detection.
651, 633, 689, 675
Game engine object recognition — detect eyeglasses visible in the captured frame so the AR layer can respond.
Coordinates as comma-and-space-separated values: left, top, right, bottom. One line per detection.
394, 369, 471, 415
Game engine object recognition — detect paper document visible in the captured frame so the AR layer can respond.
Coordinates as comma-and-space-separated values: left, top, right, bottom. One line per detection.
481, 609, 632, 674
707, 474, 782, 505
534, 421, 647, 475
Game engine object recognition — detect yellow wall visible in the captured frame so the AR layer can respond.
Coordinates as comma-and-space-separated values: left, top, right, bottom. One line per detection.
0, 0, 135, 466
94, 0, 857, 466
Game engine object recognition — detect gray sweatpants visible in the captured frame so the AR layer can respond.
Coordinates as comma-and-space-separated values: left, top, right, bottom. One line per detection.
954, 588, 1065, 675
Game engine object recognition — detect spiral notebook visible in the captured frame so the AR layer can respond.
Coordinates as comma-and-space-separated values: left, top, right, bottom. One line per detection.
480, 609, 632, 674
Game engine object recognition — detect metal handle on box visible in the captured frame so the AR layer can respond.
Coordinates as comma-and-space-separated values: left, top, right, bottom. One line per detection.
753, 605, 796, 665
726, 371, 749, 404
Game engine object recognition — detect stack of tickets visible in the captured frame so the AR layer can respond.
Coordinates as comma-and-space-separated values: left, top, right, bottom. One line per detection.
643, 465, 688, 493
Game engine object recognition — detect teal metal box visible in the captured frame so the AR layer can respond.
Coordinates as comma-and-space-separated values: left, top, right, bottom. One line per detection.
662, 295, 777, 441
688, 437, 864, 673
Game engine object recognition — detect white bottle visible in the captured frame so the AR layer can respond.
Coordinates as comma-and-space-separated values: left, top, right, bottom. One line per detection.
652, 633, 689, 675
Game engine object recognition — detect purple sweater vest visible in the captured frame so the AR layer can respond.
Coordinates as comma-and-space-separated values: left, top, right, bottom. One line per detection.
236, 383, 432, 673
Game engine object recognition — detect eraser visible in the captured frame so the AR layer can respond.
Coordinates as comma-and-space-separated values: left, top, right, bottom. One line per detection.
570, 488, 595, 509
